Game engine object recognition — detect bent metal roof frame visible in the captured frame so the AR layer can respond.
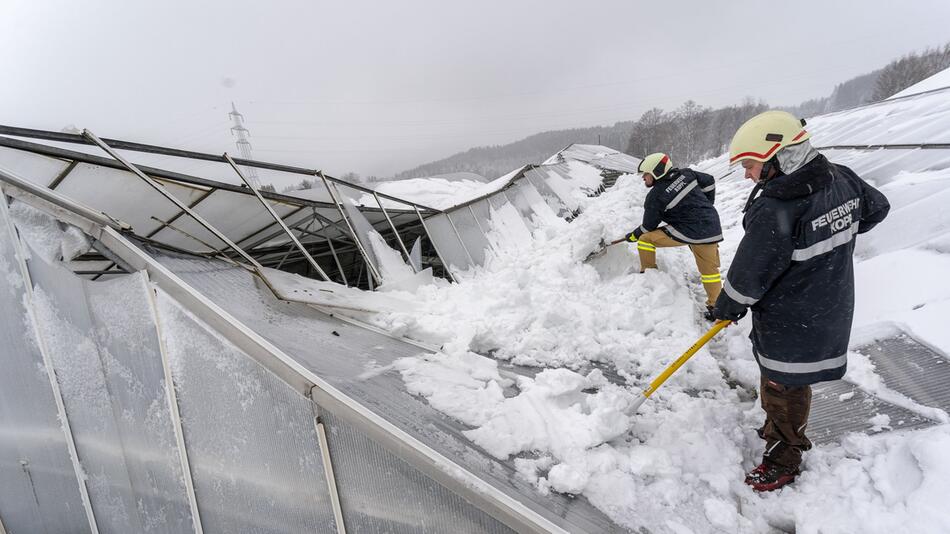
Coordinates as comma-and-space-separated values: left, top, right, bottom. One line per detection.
0, 125, 442, 285
0, 154, 626, 534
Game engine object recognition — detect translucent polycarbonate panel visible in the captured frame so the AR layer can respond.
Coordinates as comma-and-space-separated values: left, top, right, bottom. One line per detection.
470, 198, 492, 226
25, 250, 195, 533
154, 291, 337, 534
446, 209, 488, 266
54, 163, 208, 237
237, 206, 324, 250
340, 196, 379, 270
151, 189, 299, 252
150, 251, 624, 533
810, 88, 950, 146
512, 180, 560, 227
320, 410, 514, 534
82, 273, 197, 532
501, 185, 539, 230
597, 152, 641, 174
0, 146, 72, 187
485, 194, 532, 251
556, 144, 641, 175
424, 213, 473, 274
337, 186, 408, 278
523, 169, 571, 217
821, 148, 950, 186
535, 165, 581, 211
0, 204, 91, 534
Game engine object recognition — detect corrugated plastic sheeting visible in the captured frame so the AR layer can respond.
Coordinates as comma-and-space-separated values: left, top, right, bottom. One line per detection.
425, 212, 474, 274
0, 146, 71, 187
154, 291, 338, 534
319, 410, 514, 534
447, 208, 489, 267
54, 163, 209, 238
25, 252, 195, 533
0, 197, 91, 533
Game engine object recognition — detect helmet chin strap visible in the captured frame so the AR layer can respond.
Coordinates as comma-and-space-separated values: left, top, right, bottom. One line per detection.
759, 156, 783, 182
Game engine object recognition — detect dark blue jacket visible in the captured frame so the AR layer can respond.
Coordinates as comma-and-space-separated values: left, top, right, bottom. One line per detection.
714, 155, 890, 385
632, 168, 722, 244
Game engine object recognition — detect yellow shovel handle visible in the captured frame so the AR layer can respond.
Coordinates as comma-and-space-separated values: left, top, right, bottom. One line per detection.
641, 320, 731, 399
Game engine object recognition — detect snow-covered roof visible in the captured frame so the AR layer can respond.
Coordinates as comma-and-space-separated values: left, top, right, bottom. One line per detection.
544, 143, 641, 174
888, 66, 950, 100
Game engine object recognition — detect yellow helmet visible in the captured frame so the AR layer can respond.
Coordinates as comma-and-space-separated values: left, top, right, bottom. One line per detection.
638, 152, 672, 179
729, 111, 810, 165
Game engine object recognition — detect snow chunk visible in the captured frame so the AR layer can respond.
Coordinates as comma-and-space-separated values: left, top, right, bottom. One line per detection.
462, 368, 633, 460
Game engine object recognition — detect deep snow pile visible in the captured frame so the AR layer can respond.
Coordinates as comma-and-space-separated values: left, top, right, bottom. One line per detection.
367, 143, 950, 531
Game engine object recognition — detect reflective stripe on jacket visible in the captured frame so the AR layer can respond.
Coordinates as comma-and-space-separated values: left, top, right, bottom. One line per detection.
633, 168, 722, 244
715, 154, 890, 385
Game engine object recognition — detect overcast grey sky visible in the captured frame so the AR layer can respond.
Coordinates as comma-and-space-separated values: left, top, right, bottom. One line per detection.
2, 0, 949, 184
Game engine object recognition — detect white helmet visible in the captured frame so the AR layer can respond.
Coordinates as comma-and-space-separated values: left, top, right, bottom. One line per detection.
638, 152, 672, 179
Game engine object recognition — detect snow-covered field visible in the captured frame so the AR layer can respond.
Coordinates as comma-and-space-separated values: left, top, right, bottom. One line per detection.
361, 89, 950, 532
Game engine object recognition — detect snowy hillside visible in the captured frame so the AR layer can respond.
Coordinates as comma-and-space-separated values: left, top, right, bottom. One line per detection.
361, 90, 950, 532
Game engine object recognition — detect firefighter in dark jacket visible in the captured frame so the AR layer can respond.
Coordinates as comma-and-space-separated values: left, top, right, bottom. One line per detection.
625, 152, 723, 320
713, 111, 890, 491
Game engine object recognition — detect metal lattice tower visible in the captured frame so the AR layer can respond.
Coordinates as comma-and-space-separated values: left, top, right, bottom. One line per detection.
228, 102, 261, 188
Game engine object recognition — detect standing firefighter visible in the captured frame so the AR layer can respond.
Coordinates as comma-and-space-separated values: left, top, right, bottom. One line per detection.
625, 152, 723, 320
713, 111, 890, 491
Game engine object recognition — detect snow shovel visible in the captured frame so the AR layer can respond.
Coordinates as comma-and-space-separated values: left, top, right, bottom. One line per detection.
583, 237, 628, 262
629, 319, 731, 413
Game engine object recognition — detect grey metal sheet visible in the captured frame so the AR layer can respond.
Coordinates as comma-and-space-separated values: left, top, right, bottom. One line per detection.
808, 381, 935, 445
854, 335, 950, 411
321, 410, 514, 534
152, 251, 624, 533
0, 201, 91, 534
154, 290, 337, 534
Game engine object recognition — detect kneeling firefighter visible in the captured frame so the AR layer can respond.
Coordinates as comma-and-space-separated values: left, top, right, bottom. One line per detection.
712, 111, 890, 491
625, 152, 724, 320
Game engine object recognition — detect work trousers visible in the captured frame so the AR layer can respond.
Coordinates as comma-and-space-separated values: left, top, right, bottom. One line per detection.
758, 375, 813, 469
636, 229, 722, 306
